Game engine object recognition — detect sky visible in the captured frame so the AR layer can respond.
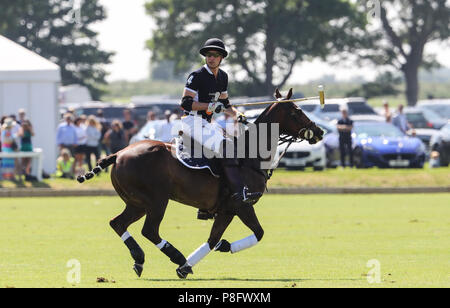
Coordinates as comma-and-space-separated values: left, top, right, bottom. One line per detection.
92, 0, 450, 84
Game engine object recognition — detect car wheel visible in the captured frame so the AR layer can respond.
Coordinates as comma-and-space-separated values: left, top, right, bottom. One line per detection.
353, 147, 365, 169
313, 166, 324, 171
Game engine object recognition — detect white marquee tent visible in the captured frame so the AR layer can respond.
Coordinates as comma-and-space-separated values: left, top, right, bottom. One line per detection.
0, 35, 60, 174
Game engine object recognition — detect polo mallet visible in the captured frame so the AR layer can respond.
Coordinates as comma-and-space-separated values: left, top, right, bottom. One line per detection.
231, 85, 326, 108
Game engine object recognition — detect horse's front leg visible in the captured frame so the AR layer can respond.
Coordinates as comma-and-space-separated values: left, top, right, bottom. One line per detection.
214, 205, 264, 254
176, 211, 234, 279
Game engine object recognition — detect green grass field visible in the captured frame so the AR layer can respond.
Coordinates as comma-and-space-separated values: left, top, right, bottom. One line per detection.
0, 194, 449, 288
1, 166, 449, 190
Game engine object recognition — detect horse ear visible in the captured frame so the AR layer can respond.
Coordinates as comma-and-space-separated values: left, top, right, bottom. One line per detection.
274, 88, 282, 99
286, 88, 293, 100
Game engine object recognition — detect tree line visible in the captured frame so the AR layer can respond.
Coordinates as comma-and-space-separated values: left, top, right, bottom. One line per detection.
1, 0, 449, 105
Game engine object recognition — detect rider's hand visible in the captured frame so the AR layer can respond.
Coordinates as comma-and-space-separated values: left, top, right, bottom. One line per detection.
206, 102, 224, 115
218, 98, 231, 109
237, 113, 248, 124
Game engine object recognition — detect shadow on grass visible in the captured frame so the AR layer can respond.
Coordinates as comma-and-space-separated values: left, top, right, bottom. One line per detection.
0, 178, 51, 188
142, 277, 364, 283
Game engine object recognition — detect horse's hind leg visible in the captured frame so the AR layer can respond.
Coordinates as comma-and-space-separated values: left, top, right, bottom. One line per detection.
109, 204, 146, 277
140, 199, 188, 271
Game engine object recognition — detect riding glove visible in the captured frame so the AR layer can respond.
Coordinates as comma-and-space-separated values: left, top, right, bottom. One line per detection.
207, 102, 225, 114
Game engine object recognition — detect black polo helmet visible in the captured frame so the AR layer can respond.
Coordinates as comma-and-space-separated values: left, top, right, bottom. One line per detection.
199, 38, 228, 58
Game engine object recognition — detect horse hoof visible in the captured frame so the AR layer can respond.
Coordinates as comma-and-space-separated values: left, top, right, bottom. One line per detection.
133, 263, 143, 277
176, 264, 193, 279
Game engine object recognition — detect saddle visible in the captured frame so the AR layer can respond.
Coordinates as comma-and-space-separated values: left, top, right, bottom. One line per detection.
173, 135, 222, 178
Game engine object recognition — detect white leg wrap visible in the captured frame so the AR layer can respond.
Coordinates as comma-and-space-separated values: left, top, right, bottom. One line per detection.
120, 231, 131, 242
186, 243, 211, 267
230, 234, 258, 253
155, 239, 167, 250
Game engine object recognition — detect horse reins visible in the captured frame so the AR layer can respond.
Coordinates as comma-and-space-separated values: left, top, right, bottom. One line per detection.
266, 120, 316, 180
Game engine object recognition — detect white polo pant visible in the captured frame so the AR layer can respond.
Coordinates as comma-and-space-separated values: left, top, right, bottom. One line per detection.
181, 115, 228, 158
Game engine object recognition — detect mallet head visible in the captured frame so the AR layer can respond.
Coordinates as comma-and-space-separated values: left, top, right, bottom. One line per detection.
318, 85, 325, 109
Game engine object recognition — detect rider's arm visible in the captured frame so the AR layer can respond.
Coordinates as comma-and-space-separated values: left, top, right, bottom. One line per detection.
218, 93, 239, 118
182, 89, 210, 111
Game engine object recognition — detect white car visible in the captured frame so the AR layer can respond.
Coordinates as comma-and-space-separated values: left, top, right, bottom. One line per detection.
278, 140, 326, 171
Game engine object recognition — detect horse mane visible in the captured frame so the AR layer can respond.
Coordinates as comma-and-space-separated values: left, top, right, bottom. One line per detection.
254, 103, 276, 124
254, 100, 297, 124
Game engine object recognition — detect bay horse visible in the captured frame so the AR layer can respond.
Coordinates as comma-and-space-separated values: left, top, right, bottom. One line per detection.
77, 88, 324, 279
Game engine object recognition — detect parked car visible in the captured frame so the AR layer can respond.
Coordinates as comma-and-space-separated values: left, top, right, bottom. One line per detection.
243, 109, 330, 171
277, 112, 333, 171
417, 99, 450, 120
62, 101, 129, 122
351, 121, 426, 168
129, 118, 182, 144
278, 141, 326, 171
299, 97, 383, 122
430, 123, 450, 166
407, 128, 438, 157
404, 107, 446, 130
130, 96, 182, 128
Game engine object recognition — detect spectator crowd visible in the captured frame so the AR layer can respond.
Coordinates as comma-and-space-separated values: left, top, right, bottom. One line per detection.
0, 109, 36, 181
1, 101, 429, 181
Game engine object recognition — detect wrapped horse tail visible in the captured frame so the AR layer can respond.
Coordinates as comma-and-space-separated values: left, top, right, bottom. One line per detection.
77, 154, 117, 183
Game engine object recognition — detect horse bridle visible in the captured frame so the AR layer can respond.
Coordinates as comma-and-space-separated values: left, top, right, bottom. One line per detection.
267, 120, 317, 180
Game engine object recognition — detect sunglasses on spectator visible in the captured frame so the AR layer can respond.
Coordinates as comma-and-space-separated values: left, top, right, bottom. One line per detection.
206, 52, 222, 58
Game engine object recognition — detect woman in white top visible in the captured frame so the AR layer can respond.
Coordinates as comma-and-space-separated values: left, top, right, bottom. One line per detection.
84, 115, 101, 170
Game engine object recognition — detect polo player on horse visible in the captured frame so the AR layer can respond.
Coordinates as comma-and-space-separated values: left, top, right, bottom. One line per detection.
180, 38, 262, 219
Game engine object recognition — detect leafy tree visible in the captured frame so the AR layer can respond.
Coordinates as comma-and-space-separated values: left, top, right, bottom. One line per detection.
145, 0, 370, 96
362, 0, 450, 105
346, 71, 402, 98
0, 0, 113, 100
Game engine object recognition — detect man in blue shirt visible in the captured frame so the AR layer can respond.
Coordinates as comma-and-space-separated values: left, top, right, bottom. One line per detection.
56, 113, 77, 154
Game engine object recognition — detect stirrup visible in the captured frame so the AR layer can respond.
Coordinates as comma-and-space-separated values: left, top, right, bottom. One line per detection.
231, 187, 262, 205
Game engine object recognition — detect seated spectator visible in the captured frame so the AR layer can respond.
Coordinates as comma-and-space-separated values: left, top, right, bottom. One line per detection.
56, 148, 75, 179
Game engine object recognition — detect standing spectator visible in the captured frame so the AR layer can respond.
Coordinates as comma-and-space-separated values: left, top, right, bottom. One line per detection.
1, 118, 17, 180
392, 104, 410, 134
122, 108, 137, 144
73, 117, 87, 176
382, 100, 392, 123
17, 108, 26, 125
56, 148, 75, 179
57, 113, 77, 154
18, 119, 35, 181
337, 108, 354, 168
84, 115, 101, 171
159, 110, 175, 142
96, 109, 110, 156
103, 120, 127, 154
143, 111, 163, 140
